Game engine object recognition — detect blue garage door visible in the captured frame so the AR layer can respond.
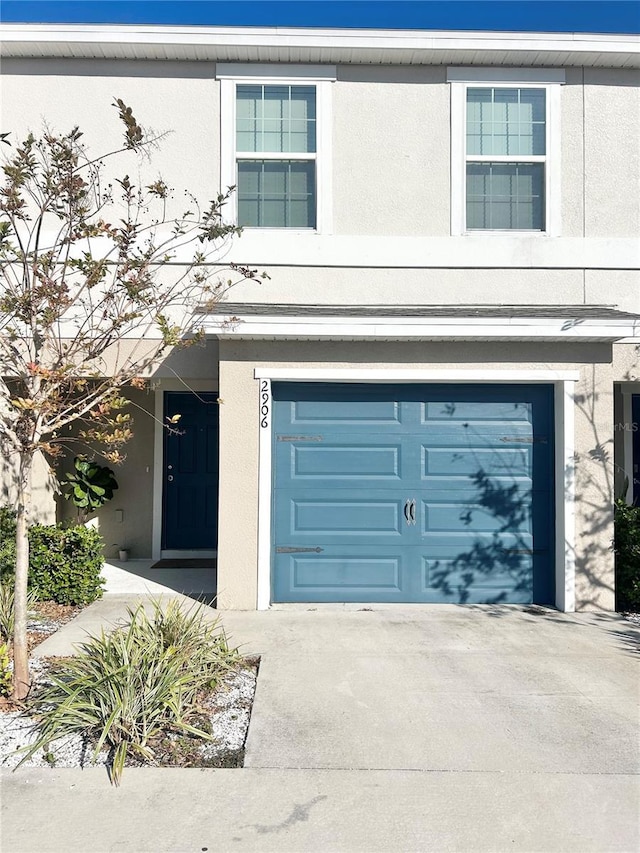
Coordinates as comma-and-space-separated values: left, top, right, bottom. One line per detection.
272, 383, 554, 604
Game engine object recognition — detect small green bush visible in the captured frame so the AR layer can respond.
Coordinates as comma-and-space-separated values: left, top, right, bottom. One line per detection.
0, 509, 104, 605
28, 525, 104, 605
23, 599, 240, 785
613, 499, 640, 611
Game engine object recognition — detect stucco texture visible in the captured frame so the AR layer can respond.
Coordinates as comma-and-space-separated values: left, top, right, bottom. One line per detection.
217, 266, 586, 306
2, 59, 638, 243
0, 449, 56, 525
332, 66, 450, 236
1, 58, 221, 219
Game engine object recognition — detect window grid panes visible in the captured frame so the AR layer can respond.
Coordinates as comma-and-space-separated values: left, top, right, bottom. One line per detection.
236, 84, 317, 228
236, 85, 316, 154
238, 160, 316, 228
465, 87, 546, 231
466, 162, 545, 230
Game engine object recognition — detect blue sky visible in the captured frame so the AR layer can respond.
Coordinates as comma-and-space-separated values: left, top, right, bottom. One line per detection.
2, 1, 639, 35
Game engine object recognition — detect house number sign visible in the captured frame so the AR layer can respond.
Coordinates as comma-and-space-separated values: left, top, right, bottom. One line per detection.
260, 380, 270, 429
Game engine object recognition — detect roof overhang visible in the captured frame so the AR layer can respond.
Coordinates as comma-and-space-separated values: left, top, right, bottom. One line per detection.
1, 24, 639, 69
203, 305, 640, 342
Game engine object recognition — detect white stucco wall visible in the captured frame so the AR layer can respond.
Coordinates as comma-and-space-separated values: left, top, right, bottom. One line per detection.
0, 449, 57, 525
332, 65, 450, 236
2, 58, 638, 250
583, 68, 640, 239
210, 266, 587, 306
1, 58, 221, 214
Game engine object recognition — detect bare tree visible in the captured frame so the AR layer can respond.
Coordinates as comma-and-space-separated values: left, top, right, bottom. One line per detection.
0, 101, 264, 698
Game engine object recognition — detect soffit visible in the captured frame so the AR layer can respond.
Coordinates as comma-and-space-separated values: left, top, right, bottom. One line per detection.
1, 25, 639, 69
201, 303, 640, 342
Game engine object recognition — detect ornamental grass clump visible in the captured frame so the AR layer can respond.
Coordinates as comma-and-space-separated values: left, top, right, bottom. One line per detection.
0, 583, 38, 641
20, 599, 241, 785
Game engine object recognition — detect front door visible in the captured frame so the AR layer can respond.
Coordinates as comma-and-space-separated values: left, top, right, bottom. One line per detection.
162, 392, 219, 550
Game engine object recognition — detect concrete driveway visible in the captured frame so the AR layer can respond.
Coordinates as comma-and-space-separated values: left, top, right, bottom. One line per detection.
2, 600, 639, 852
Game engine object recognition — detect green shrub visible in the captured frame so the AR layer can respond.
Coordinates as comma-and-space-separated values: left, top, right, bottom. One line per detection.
0, 509, 104, 605
22, 599, 240, 785
613, 499, 640, 611
28, 525, 104, 605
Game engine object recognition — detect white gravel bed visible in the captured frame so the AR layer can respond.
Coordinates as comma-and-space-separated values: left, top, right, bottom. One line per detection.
0, 662, 257, 770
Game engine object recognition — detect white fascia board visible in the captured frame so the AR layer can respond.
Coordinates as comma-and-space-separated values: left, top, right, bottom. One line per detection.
216, 63, 336, 80
447, 68, 566, 83
1, 24, 638, 64
1, 23, 638, 49
205, 314, 640, 341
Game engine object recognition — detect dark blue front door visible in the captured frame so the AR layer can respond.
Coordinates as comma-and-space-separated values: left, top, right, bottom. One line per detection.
272, 383, 554, 604
162, 392, 219, 550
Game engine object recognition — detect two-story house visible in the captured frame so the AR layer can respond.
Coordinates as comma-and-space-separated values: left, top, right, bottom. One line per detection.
2, 24, 639, 611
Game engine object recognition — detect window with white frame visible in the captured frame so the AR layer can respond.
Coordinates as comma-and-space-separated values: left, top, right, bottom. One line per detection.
447, 69, 564, 236
217, 64, 335, 232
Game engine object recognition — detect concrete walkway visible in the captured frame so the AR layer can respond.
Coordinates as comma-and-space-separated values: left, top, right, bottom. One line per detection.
2, 596, 639, 852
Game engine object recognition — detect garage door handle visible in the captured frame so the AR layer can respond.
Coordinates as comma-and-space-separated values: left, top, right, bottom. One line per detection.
404, 499, 416, 526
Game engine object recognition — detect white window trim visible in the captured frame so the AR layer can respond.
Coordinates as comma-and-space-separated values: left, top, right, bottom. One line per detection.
448, 68, 564, 238
218, 64, 335, 235
254, 367, 577, 613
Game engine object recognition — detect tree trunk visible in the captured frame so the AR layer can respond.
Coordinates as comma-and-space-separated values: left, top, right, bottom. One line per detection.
12, 452, 33, 700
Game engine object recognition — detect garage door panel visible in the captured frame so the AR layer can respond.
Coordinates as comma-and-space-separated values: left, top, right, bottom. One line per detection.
290, 443, 402, 480
290, 398, 401, 425
421, 400, 534, 422
420, 531, 534, 548
422, 501, 533, 534
290, 496, 403, 537
273, 550, 407, 602
422, 557, 533, 604
423, 446, 532, 477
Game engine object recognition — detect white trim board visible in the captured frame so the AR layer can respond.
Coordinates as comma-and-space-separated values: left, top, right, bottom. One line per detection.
2, 24, 638, 69
255, 367, 581, 381
447, 67, 566, 83
204, 233, 640, 268
255, 367, 577, 612
208, 315, 639, 342
216, 63, 336, 80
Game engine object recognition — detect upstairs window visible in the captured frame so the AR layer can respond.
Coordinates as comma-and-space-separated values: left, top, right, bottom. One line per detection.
448, 69, 564, 236
466, 87, 546, 231
236, 85, 317, 228
217, 65, 335, 233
